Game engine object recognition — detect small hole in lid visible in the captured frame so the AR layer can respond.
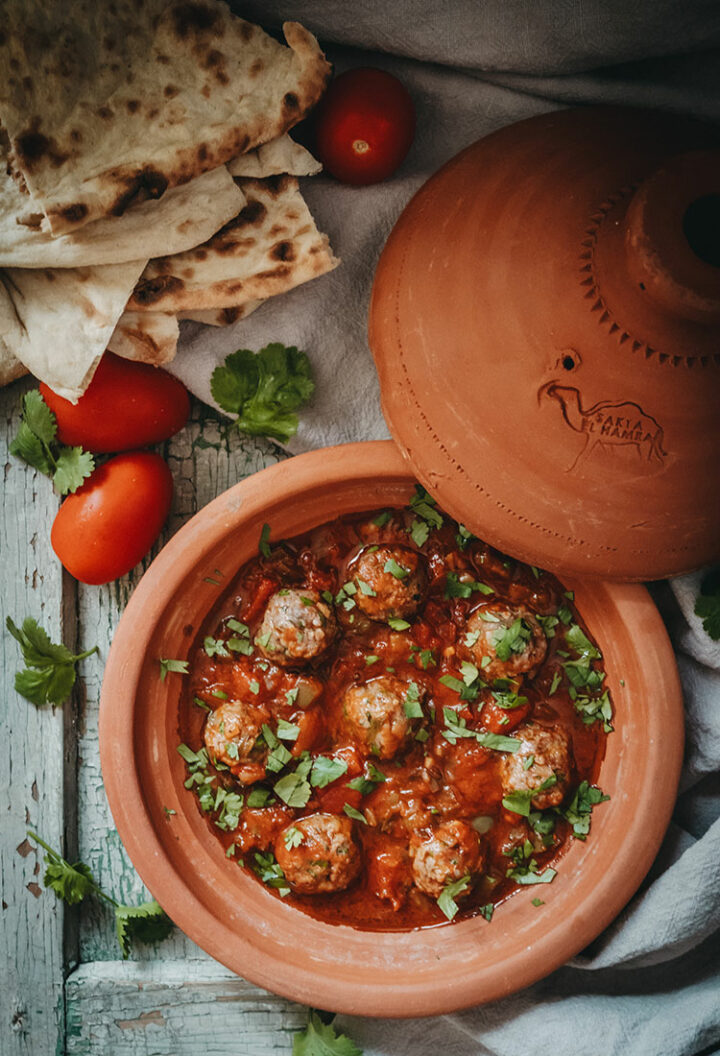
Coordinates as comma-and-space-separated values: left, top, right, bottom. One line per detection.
562, 355, 576, 371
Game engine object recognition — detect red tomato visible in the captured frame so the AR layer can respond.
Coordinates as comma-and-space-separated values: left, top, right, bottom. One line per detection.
51, 452, 173, 584
40, 352, 190, 453
314, 68, 415, 185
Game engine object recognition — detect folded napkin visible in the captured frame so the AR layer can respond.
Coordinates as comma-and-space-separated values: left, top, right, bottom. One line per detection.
170, 5, 720, 1052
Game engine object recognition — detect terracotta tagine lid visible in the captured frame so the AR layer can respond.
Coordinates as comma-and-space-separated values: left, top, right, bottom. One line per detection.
369, 107, 720, 580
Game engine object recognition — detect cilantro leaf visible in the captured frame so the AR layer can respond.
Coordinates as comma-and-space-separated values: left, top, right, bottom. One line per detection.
252, 851, 290, 896
695, 569, 720, 640
115, 900, 173, 959
22, 389, 57, 444
343, 804, 367, 824
52, 447, 95, 495
502, 790, 534, 817
310, 756, 348, 788
9, 420, 53, 475
274, 771, 312, 807
159, 658, 189, 681
10, 389, 95, 494
211, 344, 315, 443
292, 1011, 363, 1056
559, 781, 610, 840
437, 874, 471, 920
7, 616, 97, 707
565, 623, 601, 660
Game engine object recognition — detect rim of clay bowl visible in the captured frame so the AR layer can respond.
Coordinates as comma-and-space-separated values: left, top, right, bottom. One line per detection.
99, 440, 684, 1017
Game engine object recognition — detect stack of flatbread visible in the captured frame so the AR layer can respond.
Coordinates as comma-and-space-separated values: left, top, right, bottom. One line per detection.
0, 0, 337, 400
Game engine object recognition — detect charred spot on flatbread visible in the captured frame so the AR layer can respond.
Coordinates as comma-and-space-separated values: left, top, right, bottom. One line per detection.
132, 274, 184, 306
170, 3, 222, 39
270, 241, 295, 262
126, 100, 141, 114
61, 203, 89, 224
15, 131, 51, 167
111, 168, 170, 216
236, 199, 267, 226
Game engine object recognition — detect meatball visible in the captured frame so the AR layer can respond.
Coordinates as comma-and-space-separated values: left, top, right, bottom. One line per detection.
349, 544, 427, 622
256, 588, 336, 666
274, 813, 362, 894
203, 699, 269, 775
462, 603, 546, 680
409, 820, 484, 899
342, 675, 417, 759
500, 722, 572, 809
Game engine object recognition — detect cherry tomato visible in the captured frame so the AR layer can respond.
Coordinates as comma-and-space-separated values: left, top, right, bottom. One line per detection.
314, 68, 415, 185
40, 352, 190, 453
51, 452, 173, 584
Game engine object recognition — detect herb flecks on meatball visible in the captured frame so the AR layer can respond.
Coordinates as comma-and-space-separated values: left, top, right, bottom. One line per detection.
350, 544, 427, 622
256, 587, 336, 666
462, 603, 547, 680
500, 722, 572, 810
342, 674, 420, 759
274, 813, 362, 894
203, 699, 269, 779
409, 819, 484, 899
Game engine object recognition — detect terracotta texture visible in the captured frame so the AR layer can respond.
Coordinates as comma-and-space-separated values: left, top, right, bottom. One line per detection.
99, 441, 683, 1017
369, 107, 720, 581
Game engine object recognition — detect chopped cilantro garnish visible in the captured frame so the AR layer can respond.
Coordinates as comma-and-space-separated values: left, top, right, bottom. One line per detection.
403, 681, 424, 718
310, 756, 348, 788
193, 696, 211, 712
566, 623, 601, 659
532, 897, 545, 907
204, 636, 230, 658
502, 789, 534, 817
549, 670, 562, 696
276, 718, 300, 741
536, 614, 559, 638
464, 630, 481, 648
478, 903, 494, 922
365, 655, 380, 665
248, 679, 260, 695
444, 572, 493, 599
247, 788, 272, 807
372, 510, 393, 527
273, 771, 311, 807
252, 851, 290, 896
409, 519, 430, 547
409, 485, 443, 529
557, 605, 573, 625
283, 826, 303, 850
226, 618, 249, 636
384, 557, 409, 580
522, 754, 535, 771
356, 579, 377, 597
456, 524, 475, 551
258, 522, 272, 558
343, 803, 367, 824
492, 618, 532, 661
159, 658, 189, 681
559, 781, 610, 839
437, 874, 470, 920
388, 617, 411, 631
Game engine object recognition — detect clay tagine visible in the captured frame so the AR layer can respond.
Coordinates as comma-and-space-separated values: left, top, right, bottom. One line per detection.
369, 107, 720, 580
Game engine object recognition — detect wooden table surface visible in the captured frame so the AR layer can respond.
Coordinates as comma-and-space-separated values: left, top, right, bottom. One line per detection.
1, 377, 313, 1055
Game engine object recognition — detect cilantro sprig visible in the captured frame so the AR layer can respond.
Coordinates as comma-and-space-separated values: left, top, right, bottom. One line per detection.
27, 831, 173, 958
293, 1010, 362, 1056
210, 343, 315, 443
7, 616, 97, 707
10, 389, 95, 494
695, 568, 720, 640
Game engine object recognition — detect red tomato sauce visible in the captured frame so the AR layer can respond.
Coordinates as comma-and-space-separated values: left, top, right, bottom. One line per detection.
178, 494, 611, 930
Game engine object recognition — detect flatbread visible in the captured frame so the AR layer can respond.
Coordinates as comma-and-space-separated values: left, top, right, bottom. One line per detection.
128, 176, 338, 312
0, 339, 27, 387
177, 300, 262, 327
227, 135, 321, 179
0, 3, 330, 234
0, 261, 146, 400
108, 311, 179, 365
0, 164, 245, 268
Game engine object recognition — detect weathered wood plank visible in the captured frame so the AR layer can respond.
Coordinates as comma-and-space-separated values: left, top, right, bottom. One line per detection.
0, 377, 70, 1056
75, 403, 284, 962
65, 961, 304, 1055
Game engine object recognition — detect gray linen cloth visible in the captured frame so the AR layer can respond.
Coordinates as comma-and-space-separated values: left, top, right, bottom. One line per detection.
168, 4, 720, 1052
